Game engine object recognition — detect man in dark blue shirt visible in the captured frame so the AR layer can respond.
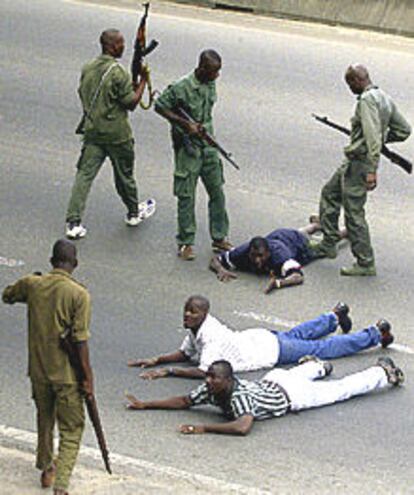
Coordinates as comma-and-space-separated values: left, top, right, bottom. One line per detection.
210, 220, 346, 293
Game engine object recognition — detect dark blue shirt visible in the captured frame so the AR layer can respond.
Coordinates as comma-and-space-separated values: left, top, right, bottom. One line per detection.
219, 228, 312, 278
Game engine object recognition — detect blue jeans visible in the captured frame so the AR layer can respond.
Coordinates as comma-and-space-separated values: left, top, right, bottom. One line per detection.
274, 313, 381, 365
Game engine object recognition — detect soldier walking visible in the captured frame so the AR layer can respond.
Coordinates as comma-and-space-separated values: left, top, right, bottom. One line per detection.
2, 240, 93, 495
311, 64, 411, 275
65, 29, 155, 239
155, 49, 231, 260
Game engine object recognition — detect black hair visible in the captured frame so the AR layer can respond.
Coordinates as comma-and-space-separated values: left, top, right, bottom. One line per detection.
210, 360, 234, 379
248, 236, 269, 252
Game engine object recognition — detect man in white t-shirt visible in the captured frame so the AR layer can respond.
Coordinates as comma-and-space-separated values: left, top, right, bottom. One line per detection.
127, 295, 394, 379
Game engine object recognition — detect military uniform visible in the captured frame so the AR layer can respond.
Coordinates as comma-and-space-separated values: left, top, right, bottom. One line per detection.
155, 72, 229, 246
2, 270, 91, 491
318, 85, 411, 269
66, 54, 140, 223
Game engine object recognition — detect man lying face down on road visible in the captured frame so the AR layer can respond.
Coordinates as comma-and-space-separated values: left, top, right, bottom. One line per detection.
209, 218, 347, 294
126, 357, 404, 436
128, 295, 394, 380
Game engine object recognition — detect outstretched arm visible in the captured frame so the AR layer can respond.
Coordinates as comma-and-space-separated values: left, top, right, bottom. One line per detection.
209, 256, 238, 282
140, 366, 206, 380
125, 393, 192, 410
264, 271, 304, 294
180, 415, 254, 436
128, 350, 188, 368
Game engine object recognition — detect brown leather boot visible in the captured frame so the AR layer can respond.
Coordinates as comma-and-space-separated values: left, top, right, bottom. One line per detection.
41, 463, 56, 488
54, 490, 69, 495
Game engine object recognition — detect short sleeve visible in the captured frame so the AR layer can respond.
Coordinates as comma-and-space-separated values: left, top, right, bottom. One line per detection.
155, 83, 178, 112
280, 258, 303, 278
2, 276, 33, 304
71, 290, 91, 342
188, 383, 210, 406
231, 392, 256, 418
113, 66, 135, 108
219, 242, 250, 271
180, 335, 197, 359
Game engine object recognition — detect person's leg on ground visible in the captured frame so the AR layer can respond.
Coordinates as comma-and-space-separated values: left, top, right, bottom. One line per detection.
277, 325, 381, 364
284, 312, 337, 340
288, 365, 390, 411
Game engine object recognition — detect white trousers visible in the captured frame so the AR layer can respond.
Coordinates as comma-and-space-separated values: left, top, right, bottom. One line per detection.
263, 362, 389, 411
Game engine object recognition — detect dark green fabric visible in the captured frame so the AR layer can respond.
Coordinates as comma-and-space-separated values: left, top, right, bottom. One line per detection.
79, 55, 135, 144
174, 145, 228, 245
319, 159, 374, 267
66, 140, 139, 222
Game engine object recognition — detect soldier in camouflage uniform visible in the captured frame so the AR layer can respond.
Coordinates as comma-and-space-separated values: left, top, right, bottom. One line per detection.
311, 64, 411, 276
2, 240, 93, 495
155, 50, 231, 260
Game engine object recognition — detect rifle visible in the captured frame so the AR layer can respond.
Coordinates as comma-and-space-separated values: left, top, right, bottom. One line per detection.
131, 2, 159, 110
60, 327, 112, 475
177, 106, 240, 171
312, 113, 412, 175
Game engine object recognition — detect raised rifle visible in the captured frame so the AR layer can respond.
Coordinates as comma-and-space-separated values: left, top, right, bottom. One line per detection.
131, 2, 159, 110
312, 113, 412, 175
177, 106, 240, 171
60, 327, 112, 475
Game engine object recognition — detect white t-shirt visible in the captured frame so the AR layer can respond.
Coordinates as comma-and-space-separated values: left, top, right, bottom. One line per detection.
180, 314, 280, 372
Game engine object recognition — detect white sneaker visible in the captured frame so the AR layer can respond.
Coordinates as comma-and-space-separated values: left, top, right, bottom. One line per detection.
138, 198, 156, 220
66, 222, 87, 239
125, 199, 156, 227
125, 214, 141, 227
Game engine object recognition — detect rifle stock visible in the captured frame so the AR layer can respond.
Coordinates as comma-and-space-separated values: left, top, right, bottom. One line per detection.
312, 113, 412, 174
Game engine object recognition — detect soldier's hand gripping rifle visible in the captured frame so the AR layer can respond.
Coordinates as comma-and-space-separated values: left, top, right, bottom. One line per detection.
60, 327, 112, 475
312, 113, 412, 175
131, 2, 159, 110
177, 106, 240, 171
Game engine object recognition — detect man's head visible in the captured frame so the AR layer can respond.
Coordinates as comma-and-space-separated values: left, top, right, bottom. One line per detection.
183, 295, 210, 333
195, 50, 222, 83
205, 360, 234, 397
248, 237, 271, 272
50, 239, 78, 273
100, 29, 125, 58
345, 64, 371, 95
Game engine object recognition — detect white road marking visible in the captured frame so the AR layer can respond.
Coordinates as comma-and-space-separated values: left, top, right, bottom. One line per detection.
0, 425, 269, 495
233, 310, 298, 329
234, 311, 414, 355
0, 256, 25, 268
388, 343, 414, 355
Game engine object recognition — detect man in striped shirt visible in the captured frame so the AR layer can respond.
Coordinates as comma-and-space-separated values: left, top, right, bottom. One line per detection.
125, 358, 404, 436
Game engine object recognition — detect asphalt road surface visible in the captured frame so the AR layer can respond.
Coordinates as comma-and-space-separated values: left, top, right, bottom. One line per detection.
1, 0, 414, 493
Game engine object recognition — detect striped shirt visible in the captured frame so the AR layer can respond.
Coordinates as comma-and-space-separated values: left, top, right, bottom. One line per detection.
188, 378, 290, 421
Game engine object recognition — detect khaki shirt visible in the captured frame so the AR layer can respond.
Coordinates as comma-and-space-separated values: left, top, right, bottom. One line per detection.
344, 85, 411, 172
2, 269, 91, 384
155, 71, 217, 145
79, 54, 136, 144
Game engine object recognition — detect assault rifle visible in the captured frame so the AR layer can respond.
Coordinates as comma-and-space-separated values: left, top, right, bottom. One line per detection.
177, 106, 240, 171
131, 2, 159, 109
312, 113, 412, 175
60, 327, 112, 475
